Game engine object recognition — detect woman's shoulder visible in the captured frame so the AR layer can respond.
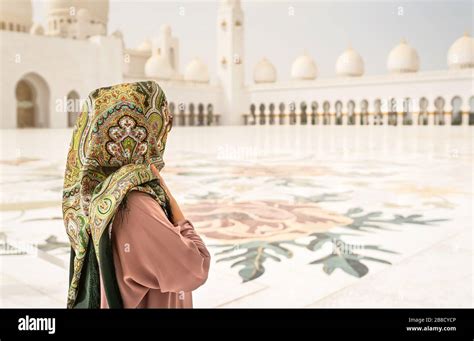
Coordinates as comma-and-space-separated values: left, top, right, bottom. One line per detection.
125, 190, 168, 221
127, 190, 156, 203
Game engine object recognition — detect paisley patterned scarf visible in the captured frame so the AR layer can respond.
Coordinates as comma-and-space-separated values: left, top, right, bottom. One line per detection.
62, 81, 173, 308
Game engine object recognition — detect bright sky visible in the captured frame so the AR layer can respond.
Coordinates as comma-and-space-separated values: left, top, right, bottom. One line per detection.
32, 0, 473, 82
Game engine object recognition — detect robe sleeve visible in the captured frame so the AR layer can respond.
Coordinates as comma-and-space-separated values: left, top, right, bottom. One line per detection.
111, 191, 211, 294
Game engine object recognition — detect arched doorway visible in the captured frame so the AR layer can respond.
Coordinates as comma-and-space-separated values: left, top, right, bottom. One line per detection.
249, 104, 256, 125
300, 102, 308, 125
289, 102, 296, 125
15, 73, 50, 128
179, 103, 186, 126
206, 104, 214, 126
322, 101, 330, 125
197, 103, 205, 126
388, 97, 397, 126
433, 97, 445, 125
16, 80, 35, 128
67, 91, 80, 127
335, 100, 342, 125
451, 96, 462, 126
373, 99, 382, 125
259, 103, 266, 125
278, 103, 285, 125
419, 97, 428, 125
402, 97, 412, 125
188, 103, 195, 126
268, 103, 275, 125
311, 101, 318, 125
347, 100, 355, 125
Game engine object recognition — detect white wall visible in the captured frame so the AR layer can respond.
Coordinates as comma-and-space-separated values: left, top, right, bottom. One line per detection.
124, 76, 224, 118
0, 31, 123, 128
246, 69, 474, 114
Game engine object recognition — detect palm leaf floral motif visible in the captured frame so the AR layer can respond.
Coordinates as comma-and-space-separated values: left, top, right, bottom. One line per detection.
307, 232, 396, 278
212, 241, 298, 282
185, 201, 448, 283
344, 207, 448, 232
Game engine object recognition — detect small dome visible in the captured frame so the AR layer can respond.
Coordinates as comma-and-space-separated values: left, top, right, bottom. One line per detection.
145, 52, 174, 79
30, 23, 44, 35
111, 30, 124, 47
387, 39, 420, 73
160, 24, 172, 36
136, 39, 152, 52
336, 47, 364, 77
0, 0, 32, 28
253, 57, 277, 83
447, 32, 474, 69
111, 29, 123, 39
184, 58, 209, 83
291, 53, 317, 80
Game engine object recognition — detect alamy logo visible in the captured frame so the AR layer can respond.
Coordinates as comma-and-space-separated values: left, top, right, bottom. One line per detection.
18, 315, 56, 335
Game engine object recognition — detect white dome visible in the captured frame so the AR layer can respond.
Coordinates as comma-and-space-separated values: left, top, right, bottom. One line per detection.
253, 57, 277, 83
336, 47, 364, 77
0, 0, 32, 27
291, 53, 317, 80
448, 32, 474, 69
137, 39, 152, 52
387, 39, 420, 73
145, 52, 174, 80
47, 0, 109, 24
184, 58, 209, 83
30, 23, 44, 35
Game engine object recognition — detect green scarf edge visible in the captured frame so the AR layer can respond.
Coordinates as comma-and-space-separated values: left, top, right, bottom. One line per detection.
69, 229, 123, 309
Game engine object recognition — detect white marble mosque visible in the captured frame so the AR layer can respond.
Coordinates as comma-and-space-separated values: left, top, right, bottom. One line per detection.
0, 0, 472, 309
1, 0, 473, 128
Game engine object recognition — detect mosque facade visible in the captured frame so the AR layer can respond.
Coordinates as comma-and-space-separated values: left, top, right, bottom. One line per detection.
1, 0, 473, 128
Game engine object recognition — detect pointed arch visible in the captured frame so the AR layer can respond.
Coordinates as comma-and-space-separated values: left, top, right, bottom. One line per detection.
15, 72, 50, 128
67, 90, 81, 127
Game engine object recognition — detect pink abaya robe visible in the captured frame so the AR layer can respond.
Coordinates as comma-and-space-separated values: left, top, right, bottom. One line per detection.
100, 191, 211, 308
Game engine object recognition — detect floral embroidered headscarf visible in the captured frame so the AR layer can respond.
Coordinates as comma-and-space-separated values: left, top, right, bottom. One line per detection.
62, 81, 172, 308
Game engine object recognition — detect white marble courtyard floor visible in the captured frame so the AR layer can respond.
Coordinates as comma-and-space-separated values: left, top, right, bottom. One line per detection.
0, 125, 472, 308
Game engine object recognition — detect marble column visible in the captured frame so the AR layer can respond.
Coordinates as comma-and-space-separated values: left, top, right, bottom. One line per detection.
428, 112, 435, 126
462, 112, 469, 126
328, 113, 333, 125
397, 112, 403, 126
444, 112, 452, 126
342, 113, 348, 125
368, 113, 375, 125
412, 112, 419, 126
